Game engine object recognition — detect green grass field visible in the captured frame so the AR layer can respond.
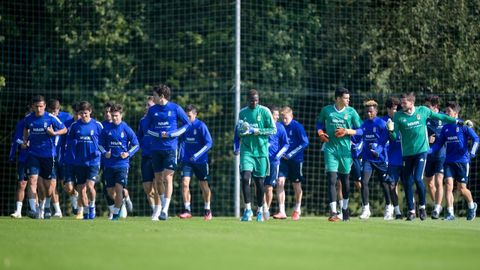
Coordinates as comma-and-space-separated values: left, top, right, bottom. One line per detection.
1, 216, 479, 270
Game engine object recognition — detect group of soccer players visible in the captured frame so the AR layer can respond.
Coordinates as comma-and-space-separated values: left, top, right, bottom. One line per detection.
9, 84, 214, 221
9, 85, 479, 222
235, 88, 478, 222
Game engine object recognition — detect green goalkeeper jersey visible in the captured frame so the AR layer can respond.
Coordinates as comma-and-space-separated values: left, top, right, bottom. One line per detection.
392, 106, 456, 157
238, 105, 277, 157
317, 104, 362, 152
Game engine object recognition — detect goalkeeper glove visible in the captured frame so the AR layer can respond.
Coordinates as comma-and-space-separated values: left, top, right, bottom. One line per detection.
317, 129, 329, 142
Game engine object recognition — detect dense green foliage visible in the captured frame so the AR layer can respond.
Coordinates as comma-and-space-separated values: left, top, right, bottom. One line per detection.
1, 1, 479, 215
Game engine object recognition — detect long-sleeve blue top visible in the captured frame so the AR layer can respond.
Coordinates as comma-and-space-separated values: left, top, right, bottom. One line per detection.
351, 135, 363, 159
62, 118, 77, 165
382, 115, 402, 166
268, 121, 290, 164
179, 119, 213, 164
137, 116, 153, 157
67, 118, 103, 166
9, 118, 29, 163
430, 121, 479, 163
99, 122, 139, 168
283, 119, 309, 162
426, 116, 446, 159
145, 102, 191, 151
24, 112, 65, 158
361, 117, 389, 163
54, 111, 73, 161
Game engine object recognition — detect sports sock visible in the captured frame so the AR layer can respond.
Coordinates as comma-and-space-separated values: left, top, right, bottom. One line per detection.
204, 202, 210, 210
419, 204, 426, 210
78, 206, 84, 214
184, 202, 191, 211
394, 206, 401, 215
29, 199, 37, 212
329, 202, 337, 214
279, 203, 285, 214
45, 197, 51, 211
245, 203, 251, 210
16, 201, 23, 213
339, 199, 344, 209
447, 207, 454, 215
113, 207, 120, 215
342, 199, 349, 210
162, 198, 171, 213
468, 202, 475, 209
89, 200, 95, 208
53, 202, 61, 214
70, 194, 78, 210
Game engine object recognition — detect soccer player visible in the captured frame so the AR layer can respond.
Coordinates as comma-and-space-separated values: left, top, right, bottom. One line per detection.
61, 103, 81, 216
23, 95, 67, 219
233, 89, 276, 222
178, 105, 214, 220
46, 99, 74, 218
316, 87, 363, 221
146, 84, 190, 220
273, 106, 308, 221
137, 96, 161, 220
358, 100, 391, 220
423, 95, 446, 219
9, 107, 31, 218
382, 97, 403, 219
264, 106, 289, 220
99, 104, 139, 220
387, 92, 461, 221
430, 101, 478, 220
67, 101, 103, 219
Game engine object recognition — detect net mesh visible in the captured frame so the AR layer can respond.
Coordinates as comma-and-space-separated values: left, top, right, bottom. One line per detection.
1, 0, 479, 217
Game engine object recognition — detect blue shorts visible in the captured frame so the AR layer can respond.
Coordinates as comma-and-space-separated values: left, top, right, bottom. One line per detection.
279, 159, 304, 183
181, 162, 210, 182
74, 165, 100, 185
17, 162, 28, 182
26, 155, 56, 180
141, 156, 155, 183
104, 167, 129, 188
444, 162, 469, 184
62, 164, 76, 183
351, 158, 362, 182
424, 157, 445, 177
54, 158, 64, 181
264, 161, 280, 187
152, 150, 177, 173
386, 165, 402, 183
363, 160, 388, 182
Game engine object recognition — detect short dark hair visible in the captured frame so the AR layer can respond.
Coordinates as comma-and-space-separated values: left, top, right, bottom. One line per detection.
104, 101, 115, 110
110, 104, 123, 114
335, 87, 349, 98
32, 95, 45, 104
78, 101, 92, 112
72, 102, 80, 113
270, 106, 280, 113
185, 104, 197, 114
445, 101, 460, 112
47, 99, 60, 110
153, 84, 171, 100
401, 92, 416, 103
248, 89, 259, 99
424, 95, 441, 107
385, 96, 400, 109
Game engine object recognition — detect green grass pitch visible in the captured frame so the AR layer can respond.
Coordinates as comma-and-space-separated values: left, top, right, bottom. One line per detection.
1, 216, 479, 270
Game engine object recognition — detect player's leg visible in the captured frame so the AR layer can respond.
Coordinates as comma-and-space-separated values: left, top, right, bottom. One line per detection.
360, 160, 373, 219
274, 159, 287, 219
325, 150, 340, 221
402, 156, 416, 220
433, 171, 444, 218
263, 161, 278, 220
179, 175, 192, 218
290, 160, 304, 221
376, 163, 393, 220
197, 163, 212, 220
11, 162, 27, 218
337, 152, 352, 221
455, 163, 476, 220
252, 157, 267, 222
123, 188, 133, 213
336, 180, 343, 219
424, 157, 436, 203
85, 166, 99, 219
412, 153, 428, 220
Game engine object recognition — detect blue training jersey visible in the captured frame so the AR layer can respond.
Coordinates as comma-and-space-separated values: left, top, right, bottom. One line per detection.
430, 121, 479, 164
268, 121, 290, 164
24, 112, 65, 158
361, 117, 389, 163
63, 118, 77, 165
426, 116, 446, 159
351, 135, 363, 159
137, 116, 153, 157
283, 119, 309, 162
54, 111, 73, 162
179, 119, 213, 164
67, 118, 103, 166
145, 102, 190, 151
382, 115, 402, 166
9, 118, 29, 163
99, 122, 139, 168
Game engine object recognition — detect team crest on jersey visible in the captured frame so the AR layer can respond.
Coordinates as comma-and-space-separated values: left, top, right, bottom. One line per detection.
456, 127, 459, 132
344, 114, 348, 120
168, 111, 172, 116
108, 132, 112, 136
90, 130, 94, 136
257, 115, 261, 122
44, 122, 48, 128
194, 129, 197, 135
373, 127, 377, 133
121, 131, 125, 138
438, 120, 442, 126
154, 113, 158, 116
416, 114, 421, 120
